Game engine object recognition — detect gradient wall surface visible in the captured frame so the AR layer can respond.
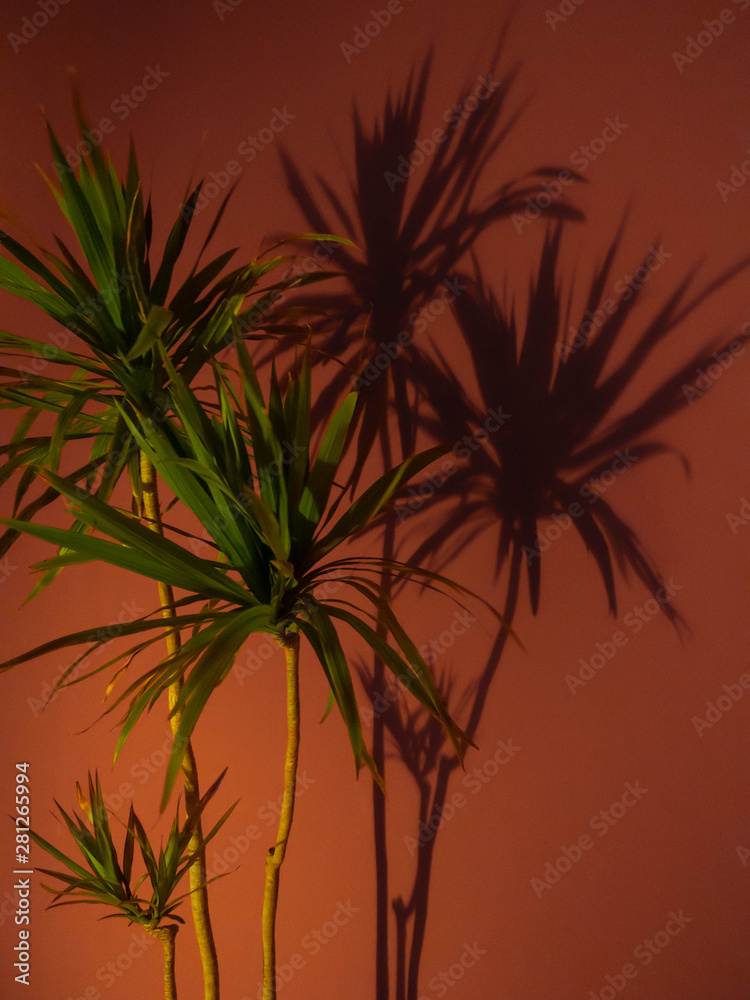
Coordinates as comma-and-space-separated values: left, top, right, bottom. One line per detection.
0, 1, 747, 998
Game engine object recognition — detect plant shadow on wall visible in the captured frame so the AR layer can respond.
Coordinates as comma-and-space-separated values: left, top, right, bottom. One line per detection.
279, 65, 749, 986
0, 97, 502, 1000
0, 34, 747, 1000
274, 34, 584, 999
371, 220, 749, 999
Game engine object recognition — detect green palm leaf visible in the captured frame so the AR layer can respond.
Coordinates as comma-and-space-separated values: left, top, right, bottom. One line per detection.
0, 113, 348, 579
297, 601, 381, 787
31, 770, 233, 926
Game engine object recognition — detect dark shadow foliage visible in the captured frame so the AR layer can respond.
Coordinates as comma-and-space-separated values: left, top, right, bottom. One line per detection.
405, 220, 750, 623
274, 38, 586, 1000
275, 34, 584, 478
378, 220, 749, 998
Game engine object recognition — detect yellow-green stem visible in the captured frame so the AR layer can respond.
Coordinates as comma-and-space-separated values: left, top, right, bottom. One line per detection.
149, 925, 178, 1000
140, 453, 220, 1000
262, 634, 301, 1000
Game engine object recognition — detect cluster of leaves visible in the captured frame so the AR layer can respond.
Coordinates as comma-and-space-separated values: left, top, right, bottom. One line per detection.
2, 339, 495, 808
0, 95, 346, 586
0, 101, 485, 819
31, 771, 233, 928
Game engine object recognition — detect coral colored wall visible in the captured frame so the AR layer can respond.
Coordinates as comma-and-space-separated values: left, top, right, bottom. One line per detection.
0, 1, 748, 999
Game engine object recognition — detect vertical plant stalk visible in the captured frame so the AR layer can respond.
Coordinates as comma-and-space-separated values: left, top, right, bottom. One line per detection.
404, 545, 524, 1000
392, 781, 430, 1000
373, 391, 420, 999
262, 633, 301, 1000
140, 453, 220, 1000
149, 925, 178, 1000
373, 395, 419, 999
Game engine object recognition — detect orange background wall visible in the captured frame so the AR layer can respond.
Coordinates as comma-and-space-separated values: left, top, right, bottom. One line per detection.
0, 1, 747, 998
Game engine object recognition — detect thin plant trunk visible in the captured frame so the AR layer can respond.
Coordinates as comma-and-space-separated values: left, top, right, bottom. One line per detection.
405, 758, 453, 1000
392, 897, 408, 1000
393, 781, 429, 1000
149, 925, 178, 1000
140, 453, 220, 1000
374, 389, 419, 1000
404, 545, 524, 999
262, 633, 301, 1000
